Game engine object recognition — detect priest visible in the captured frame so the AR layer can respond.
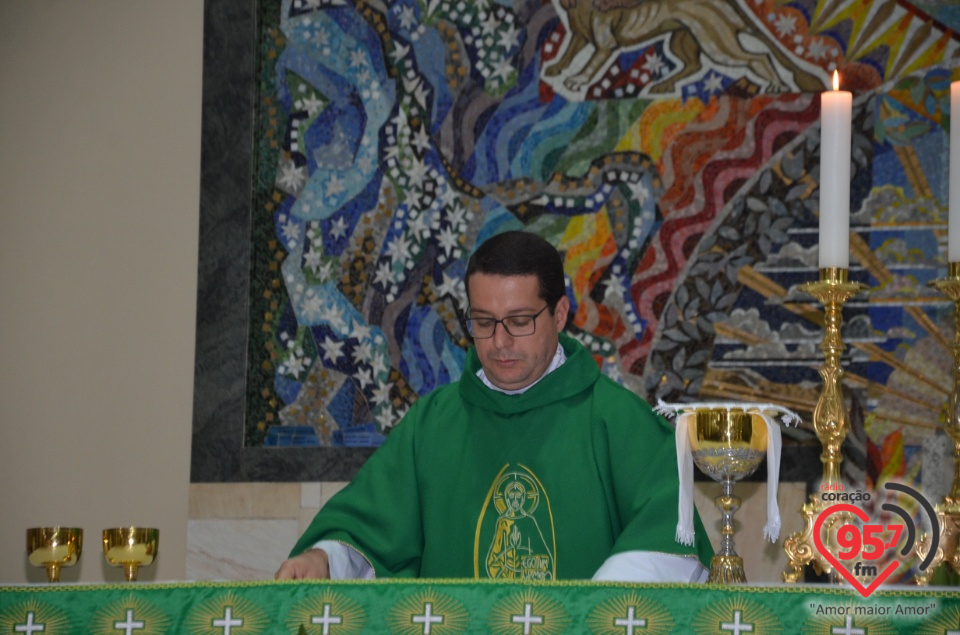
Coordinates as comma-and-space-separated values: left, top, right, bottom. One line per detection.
275, 231, 713, 581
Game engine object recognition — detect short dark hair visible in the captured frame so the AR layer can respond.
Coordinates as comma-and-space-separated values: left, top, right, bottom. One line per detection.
465, 231, 566, 309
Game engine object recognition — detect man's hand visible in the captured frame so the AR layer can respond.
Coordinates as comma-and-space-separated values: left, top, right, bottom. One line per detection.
274, 548, 331, 579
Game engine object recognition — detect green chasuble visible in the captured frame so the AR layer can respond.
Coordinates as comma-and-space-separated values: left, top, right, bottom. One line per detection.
291, 333, 713, 579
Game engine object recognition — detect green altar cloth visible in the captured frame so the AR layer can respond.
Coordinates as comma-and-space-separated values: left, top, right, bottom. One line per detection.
1, 579, 958, 634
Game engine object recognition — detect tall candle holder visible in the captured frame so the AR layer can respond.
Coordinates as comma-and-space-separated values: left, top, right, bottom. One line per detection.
915, 262, 960, 584
783, 268, 869, 583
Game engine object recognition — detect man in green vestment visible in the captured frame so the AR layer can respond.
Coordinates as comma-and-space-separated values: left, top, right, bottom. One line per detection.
275, 231, 713, 581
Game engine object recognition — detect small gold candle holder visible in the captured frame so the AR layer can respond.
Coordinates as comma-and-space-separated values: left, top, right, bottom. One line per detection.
102, 527, 159, 582
783, 267, 868, 583
26, 527, 83, 583
689, 407, 768, 583
915, 261, 960, 584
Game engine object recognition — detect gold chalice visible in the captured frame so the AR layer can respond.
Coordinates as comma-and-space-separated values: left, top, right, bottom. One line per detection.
26, 527, 83, 582
689, 407, 768, 583
102, 527, 159, 581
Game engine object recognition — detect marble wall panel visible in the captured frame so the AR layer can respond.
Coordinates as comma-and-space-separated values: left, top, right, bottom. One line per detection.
187, 481, 805, 583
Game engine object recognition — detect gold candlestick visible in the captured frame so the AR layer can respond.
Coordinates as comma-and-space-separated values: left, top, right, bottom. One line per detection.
915, 262, 960, 584
783, 267, 868, 583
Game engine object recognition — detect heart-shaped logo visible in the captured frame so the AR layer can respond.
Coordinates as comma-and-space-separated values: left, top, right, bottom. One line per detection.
813, 503, 899, 597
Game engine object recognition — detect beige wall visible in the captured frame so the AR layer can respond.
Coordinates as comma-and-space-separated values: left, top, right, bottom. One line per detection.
0, 1, 203, 583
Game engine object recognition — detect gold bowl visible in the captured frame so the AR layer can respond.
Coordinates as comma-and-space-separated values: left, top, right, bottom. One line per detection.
689, 407, 767, 480
27, 527, 83, 582
102, 527, 158, 581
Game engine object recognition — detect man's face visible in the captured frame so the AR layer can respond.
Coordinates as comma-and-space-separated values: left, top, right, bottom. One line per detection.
467, 273, 569, 391
506, 483, 525, 511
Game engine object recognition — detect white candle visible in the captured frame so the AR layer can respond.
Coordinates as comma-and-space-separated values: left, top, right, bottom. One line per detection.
819, 71, 852, 269
949, 81, 960, 261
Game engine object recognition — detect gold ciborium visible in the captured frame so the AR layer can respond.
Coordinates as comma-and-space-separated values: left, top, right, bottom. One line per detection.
102, 527, 158, 581
689, 407, 768, 583
27, 527, 83, 582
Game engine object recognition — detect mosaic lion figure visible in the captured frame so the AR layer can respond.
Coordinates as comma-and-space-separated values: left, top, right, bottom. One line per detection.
544, 0, 824, 94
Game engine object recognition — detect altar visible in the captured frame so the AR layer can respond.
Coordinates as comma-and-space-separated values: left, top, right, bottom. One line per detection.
1, 579, 959, 634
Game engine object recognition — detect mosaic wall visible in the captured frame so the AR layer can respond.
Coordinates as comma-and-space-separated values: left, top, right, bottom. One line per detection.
240, 0, 960, 498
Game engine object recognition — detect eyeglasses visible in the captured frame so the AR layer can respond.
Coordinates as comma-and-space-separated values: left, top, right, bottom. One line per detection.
466, 305, 550, 339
